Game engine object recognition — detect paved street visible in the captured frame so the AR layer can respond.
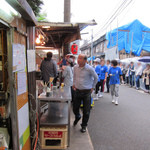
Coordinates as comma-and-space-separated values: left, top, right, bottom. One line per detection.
88, 85, 150, 150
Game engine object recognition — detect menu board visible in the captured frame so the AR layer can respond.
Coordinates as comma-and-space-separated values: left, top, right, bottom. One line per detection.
13, 44, 26, 72
27, 50, 36, 72
17, 72, 27, 95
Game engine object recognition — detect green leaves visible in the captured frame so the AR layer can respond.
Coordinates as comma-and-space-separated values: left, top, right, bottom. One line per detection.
27, 0, 44, 16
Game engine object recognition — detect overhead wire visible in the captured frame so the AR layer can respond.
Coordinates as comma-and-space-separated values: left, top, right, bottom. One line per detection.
117, 0, 135, 26
81, 0, 127, 43
95, 0, 127, 33
92, 0, 134, 41
81, 0, 134, 47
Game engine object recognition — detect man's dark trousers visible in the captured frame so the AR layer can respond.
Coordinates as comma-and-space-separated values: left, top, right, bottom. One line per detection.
106, 77, 110, 92
73, 89, 91, 127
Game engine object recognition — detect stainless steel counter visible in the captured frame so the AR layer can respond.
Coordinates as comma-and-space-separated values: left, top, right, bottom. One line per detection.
38, 86, 71, 102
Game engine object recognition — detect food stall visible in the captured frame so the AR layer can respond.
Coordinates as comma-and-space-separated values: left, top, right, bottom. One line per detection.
0, 0, 37, 150
35, 20, 97, 150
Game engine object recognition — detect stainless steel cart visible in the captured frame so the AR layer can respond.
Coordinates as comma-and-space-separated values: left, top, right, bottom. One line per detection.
37, 86, 71, 149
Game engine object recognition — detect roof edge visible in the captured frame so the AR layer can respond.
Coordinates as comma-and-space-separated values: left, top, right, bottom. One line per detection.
6, 0, 37, 26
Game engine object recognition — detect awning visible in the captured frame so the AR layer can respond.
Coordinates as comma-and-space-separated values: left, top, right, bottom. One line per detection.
36, 20, 97, 49
36, 22, 81, 49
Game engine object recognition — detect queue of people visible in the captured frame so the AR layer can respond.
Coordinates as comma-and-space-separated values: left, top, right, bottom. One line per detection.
119, 61, 150, 92
39, 52, 150, 134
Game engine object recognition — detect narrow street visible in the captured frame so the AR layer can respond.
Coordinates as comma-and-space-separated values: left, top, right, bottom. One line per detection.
88, 85, 150, 150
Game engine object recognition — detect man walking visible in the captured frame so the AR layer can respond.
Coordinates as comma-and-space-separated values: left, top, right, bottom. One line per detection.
108, 60, 123, 105
94, 58, 101, 100
129, 62, 135, 87
40, 52, 57, 85
73, 54, 98, 133
99, 59, 108, 97
106, 60, 111, 93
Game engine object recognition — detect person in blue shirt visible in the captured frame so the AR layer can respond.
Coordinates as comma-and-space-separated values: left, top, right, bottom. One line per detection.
94, 58, 101, 100
108, 60, 123, 105
99, 59, 108, 97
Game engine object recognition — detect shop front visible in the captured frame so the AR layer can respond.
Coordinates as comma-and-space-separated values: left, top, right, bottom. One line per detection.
0, 0, 36, 150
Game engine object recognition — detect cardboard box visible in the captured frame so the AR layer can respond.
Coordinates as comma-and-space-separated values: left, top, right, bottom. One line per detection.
40, 126, 68, 149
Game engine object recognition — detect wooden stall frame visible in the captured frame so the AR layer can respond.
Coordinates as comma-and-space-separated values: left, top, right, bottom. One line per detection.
7, 28, 20, 150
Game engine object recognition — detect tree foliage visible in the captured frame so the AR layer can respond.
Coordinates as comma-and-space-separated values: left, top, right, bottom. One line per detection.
27, 0, 44, 16
37, 12, 48, 22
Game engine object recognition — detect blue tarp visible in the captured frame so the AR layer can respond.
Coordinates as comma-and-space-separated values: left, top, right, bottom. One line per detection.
106, 19, 150, 56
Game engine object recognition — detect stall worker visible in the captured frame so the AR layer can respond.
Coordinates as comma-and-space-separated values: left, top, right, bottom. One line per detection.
40, 52, 57, 85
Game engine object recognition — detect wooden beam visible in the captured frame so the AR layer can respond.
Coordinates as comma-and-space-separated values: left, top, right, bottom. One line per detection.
1, 30, 8, 91
142, 31, 150, 33
118, 29, 130, 32
45, 31, 75, 34
49, 34, 57, 48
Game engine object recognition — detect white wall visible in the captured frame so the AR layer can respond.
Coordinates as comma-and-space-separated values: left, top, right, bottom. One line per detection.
105, 46, 119, 61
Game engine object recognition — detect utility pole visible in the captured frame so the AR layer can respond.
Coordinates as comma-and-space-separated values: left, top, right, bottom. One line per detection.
64, 0, 71, 55
91, 29, 93, 65
64, 0, 71, 22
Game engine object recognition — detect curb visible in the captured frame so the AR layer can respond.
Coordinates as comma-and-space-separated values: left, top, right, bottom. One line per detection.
87, 129, 94, 150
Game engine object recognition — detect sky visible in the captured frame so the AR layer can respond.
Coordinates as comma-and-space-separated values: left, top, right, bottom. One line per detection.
41, 0, 150, 43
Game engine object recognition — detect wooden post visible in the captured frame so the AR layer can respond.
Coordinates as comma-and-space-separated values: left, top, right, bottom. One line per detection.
130, 32, 134, 57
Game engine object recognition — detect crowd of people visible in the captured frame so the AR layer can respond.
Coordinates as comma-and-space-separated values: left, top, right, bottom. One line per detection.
93, 59, 150, 92
40, 52, 150, 134
117, 61, 150, 91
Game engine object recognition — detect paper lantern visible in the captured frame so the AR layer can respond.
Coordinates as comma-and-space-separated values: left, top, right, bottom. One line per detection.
71, 43, 78, 55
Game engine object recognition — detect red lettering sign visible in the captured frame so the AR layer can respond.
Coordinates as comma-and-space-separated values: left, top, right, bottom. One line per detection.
44, 131, 63, 138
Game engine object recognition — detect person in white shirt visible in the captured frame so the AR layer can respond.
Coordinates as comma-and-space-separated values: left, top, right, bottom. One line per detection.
62, 58, 73, 87
135, 62, 143, 90
62, 58, 74, 102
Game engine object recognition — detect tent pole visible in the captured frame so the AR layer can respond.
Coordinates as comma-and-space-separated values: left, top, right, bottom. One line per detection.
130, 32, 134, 57
90, 29, 93, 65
116, 19, 119, 58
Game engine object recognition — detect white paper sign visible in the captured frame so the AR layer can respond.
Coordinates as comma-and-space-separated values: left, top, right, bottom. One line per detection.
18, 103, 29, 138
17, 72, 27, 95
27, 50, 36, 72
13, 44, 26, 72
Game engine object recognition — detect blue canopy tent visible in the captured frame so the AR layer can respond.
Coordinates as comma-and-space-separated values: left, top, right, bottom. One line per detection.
106, 19, 150, 56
